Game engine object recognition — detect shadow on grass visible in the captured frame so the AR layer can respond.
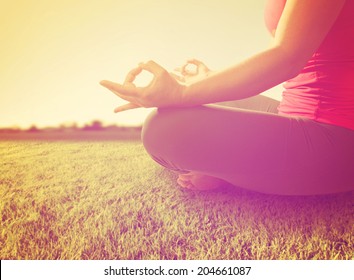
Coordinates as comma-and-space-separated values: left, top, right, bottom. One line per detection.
132, 167, 354, 259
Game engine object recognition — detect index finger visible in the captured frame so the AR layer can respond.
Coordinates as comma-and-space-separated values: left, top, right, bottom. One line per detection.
139, 60, 165, 75
124, 66, 143, 84
186, 58, 203, 65
188, 59, 209, 71
181, 62, 197, 75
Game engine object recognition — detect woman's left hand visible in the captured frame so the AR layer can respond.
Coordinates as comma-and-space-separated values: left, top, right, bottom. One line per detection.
100, 60, 186, 113
172, 58, 213, 85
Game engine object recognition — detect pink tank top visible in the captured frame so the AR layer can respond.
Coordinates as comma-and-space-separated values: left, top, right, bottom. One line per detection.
264, 0, 354, 130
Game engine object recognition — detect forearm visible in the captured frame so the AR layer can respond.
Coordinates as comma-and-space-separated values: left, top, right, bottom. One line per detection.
181, 46, 302, 106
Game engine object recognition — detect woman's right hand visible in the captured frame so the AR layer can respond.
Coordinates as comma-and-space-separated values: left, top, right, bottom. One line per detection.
172, 59, 213, 85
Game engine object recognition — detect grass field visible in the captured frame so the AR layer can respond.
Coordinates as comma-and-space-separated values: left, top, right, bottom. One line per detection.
0, 140, 353, 260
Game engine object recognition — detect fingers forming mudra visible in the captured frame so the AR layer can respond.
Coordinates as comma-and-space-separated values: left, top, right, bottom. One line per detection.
100, 60, 186, 113
173, 58, 212, 85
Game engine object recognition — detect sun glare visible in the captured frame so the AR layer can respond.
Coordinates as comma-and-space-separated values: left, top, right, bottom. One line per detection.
0, 0, 275, 129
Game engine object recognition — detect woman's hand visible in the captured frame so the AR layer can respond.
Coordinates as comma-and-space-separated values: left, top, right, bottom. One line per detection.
100, 60, 186, 113
172, 59, 213, 85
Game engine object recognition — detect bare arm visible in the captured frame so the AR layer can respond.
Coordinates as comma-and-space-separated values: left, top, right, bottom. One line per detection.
100, 0, 346, 111
182, 0, 346, 105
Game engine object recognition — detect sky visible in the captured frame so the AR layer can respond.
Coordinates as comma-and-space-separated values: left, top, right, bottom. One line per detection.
0, 0, 281, 128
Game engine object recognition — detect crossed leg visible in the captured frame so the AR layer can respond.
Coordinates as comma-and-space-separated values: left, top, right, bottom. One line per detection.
141, 95, 354, 195
177, 95, 280, 190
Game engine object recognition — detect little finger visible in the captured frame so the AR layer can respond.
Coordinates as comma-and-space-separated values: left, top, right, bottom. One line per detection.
114, 102, 141, 113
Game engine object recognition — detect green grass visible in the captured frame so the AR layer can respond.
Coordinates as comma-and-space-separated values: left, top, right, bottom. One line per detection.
0, 140, 353, 260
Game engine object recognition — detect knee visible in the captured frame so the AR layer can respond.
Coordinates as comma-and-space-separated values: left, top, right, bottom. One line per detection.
141, 108, 174, 158
141, 109, 161, 156
141, 107, 189, 166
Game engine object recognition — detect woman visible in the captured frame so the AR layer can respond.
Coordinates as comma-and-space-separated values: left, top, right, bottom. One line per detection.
100, 0, 354, 195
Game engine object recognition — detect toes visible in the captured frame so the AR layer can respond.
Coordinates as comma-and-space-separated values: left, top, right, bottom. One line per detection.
177, 172, 225, 191
178, 173, 193, 180
177, 175, 195, 189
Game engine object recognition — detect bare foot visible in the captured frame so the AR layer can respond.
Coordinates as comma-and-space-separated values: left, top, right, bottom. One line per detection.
177, 171, 226, 191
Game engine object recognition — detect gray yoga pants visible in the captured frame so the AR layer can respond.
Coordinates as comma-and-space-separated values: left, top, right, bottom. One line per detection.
141, 95, 354, 195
